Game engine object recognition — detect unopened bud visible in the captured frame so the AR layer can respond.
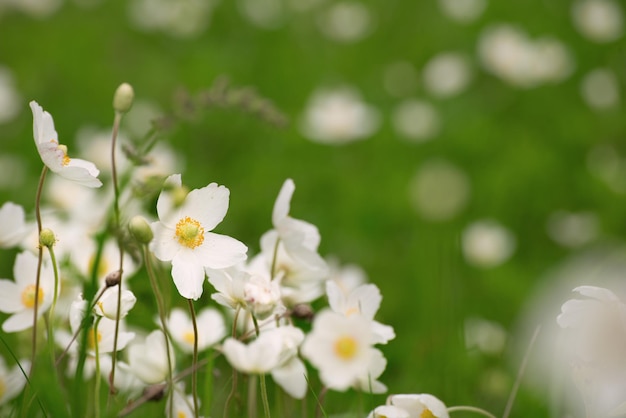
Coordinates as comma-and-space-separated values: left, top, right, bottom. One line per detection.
171, 186, 189, 207
105, 270, 122, 287
113, 83, 134, 114
291, 304, 314, 321
39, 228, 57, 248
129, 215, 153, 244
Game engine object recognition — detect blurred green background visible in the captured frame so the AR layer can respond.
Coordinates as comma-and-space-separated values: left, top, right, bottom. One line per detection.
0, 0, 625, 416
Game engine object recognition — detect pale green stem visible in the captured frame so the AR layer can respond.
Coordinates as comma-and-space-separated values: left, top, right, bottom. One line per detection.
260, 374, 271, 418
447, 406, 498, 418
187, 299, 199, 418
46, 245, 60, 352
31, 165, 48, 372
143, 246, 174, 418
224, 306, 242, 418
94, 317, 102, 418
270, 238, 280, 279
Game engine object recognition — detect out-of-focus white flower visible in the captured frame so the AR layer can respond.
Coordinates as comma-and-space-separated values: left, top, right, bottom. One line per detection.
572, 0, 623, 43
222, 332, 283, 374
461, 219, 516, 268
72, 238, 139, 284
127, 330, 175, 384
478, 25, 573, 88
265, 325, 307, 399
580, 68, 621, 110
392, 99, 441, 142
547, 210, 598, 248
3, 0, 63, 18
207, 265, 250, 310
326, 281, 395, 344
464, 317, 507, 355
0, 202, 32, 249
0, 356, 29, 405
352, 349, 387, 394
300, 86, 380, 144
168, 307, 226, 353
326, 257, 367, 294
238, 0, 285, 29
382, 394, 450, 418
0, 66, 21, 124
93, 287, 137, 320
301, 309, 380, 391
0, 252, 55, 332
150, 174, 248, 300
166, 383, 198, 418
437, 0, 486, 23
30, 101, 102, 188
98, 357, 144, 398
128, 0, 219, 38
243, 272, 283, 318
409, 159, 470, 221
75, 125, 130, 175
383, 61, 418, 98
423, 52, 472, 98
367, 405, 410, 418
318, 1, 372, 43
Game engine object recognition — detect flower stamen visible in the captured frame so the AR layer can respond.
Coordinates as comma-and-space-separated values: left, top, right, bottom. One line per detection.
175, 216, 205, 249
21, 284, 44, 309
334, 335, 358, 360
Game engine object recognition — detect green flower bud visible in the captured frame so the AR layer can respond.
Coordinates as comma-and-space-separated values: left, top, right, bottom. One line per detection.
39, 228, 56, 248
171, 186, 189, 207
113, 83, 134, 114
129, 215, 153, 244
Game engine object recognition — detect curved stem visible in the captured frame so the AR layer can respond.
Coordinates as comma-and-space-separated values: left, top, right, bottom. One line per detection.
93, 317, 102, 418
447, 406, 498, 418
270, 238, 280, 279
260, 374, 271, 418
46, 246, 60, 350
187, 299, 199, 418
31, 166, 48, 373
224, 306, 242, 418
503, 325, 541, 418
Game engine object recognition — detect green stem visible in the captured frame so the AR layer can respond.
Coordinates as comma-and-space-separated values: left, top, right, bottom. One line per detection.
447, 406, 498, 418
46, 246, 60, 353
224, 307, 242, 418
31, 165, 48, 373
260, 374, 271, 418
143, 247, 175, 418
270, 238, 280, 279
187, 299, 199, 418
93, 317, 102, 418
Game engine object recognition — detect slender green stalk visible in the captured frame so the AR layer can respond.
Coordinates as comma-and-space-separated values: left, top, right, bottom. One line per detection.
143, 246, 175, 418
93, 318, 102, 418
46, 246, 60, 357
260, 374, 271, 418
447, 406, 498, 418
247, 375, 258, 418
31, 166, 48, 371
109, 111, 124, 400
202, 350, 214, 418
187, 299, 200, 418
270, 238, 280, 278
224, 306, 242, 418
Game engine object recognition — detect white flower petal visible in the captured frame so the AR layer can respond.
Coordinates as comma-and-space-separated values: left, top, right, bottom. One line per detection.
271, 357, 307, 399
185, 183, 230, 231
2, 310, 37, 333
0, 280, 23, 313
171, 252, 206, 300
195, 232, 247, 270
272, 178, 295, 226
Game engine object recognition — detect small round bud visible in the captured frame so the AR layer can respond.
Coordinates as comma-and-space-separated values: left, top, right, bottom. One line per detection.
171, 186, 189, 207
39, 228, 57, 248
291, 304, 314, 321
113, 83, 134, 114
129, 216, 153, 244
105, 270, 122, 287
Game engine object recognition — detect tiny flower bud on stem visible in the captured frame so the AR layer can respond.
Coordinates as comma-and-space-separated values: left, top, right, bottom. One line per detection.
129, 215, 154, 244
113, 83, 134, 114
39, 228, 56, 248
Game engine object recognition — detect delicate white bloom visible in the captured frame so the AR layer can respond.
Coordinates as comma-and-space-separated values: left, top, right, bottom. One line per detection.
385, 394, 450, 418
0, 356, 30, 405
98, 357, 144, 398
326, 257, 367, 294
392, 99, 441, 143
461, 219, 516, 268
301, 309, 379, 391
580, 68, 621, 110
93, 287, 137, 320
326, 281, 395, 344
207, 265, 250, 310
222, 333, 283, 375
73, 238, 139, 283
150, 174, 248, 300
166, 383, 198, 418
168, 307, 226, 353
0, 202, 32, 249
423, 52, 472, 98
0, 252, 55, 332
266, 326, 307, 399
353, 349, 387, 394
437, 0, 486, 23
409, 159, 470, 221
300, 87, 380, 144
367, 405, 410, 418
478, 25, 572, 88
29, 101, 102, 188
127, 330, 175, 384
243, 272, 283, 318
318, 1, 372, 43
572, 0, 623, 43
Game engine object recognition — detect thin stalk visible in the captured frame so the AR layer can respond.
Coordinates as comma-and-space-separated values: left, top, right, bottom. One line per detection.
447, 406, 498, 418
270, 238, 280, 279
109, 111, 124, 400
260, 374, 271, 418
187, 299, 199, 418
143, 246, 175, 418
248, 375, 258, 418
31, 166, 48, 371
93, 317, 102, 418
46, 245, 60, 357
202, 349, 214, 418
224, 306, 242, 418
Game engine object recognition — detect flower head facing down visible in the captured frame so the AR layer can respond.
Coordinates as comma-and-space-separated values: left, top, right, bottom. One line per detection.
150, 174, 248, 300
29, 101, 102, 188
370, 394, 449, 418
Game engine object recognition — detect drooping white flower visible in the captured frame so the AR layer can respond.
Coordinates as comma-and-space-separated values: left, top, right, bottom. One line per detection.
168, 307, 226, 353
93, 286, 137, 320
0, 356, 30, 405
384, 394, 450, 418
0, 251, 55, 332
266, 325, 307, 399
222, 332, 283, 375
127, 330, 175, 384
206, 265, 250, 311
150, 174, 248, 300
301, 309, 380, 391
0, 202, 32, 249
29, 101, 102, 188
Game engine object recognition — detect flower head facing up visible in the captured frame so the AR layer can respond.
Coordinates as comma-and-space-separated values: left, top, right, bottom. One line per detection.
29, 101, 102, 188
150, 174, 248, 300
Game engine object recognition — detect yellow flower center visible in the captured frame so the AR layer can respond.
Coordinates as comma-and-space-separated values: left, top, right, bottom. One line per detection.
345, 307, 359, 317
21, 284, 44, 308
175, 216, 205, 249
177, 412, 187, 418
334, 335, 358, 360
182, 331, 195, 345
88, 327, 103, 350
420, 409, 436, 418
57, 144, 71, 166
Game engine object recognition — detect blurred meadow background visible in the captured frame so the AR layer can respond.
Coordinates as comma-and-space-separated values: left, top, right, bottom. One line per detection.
0, 0, 625, 416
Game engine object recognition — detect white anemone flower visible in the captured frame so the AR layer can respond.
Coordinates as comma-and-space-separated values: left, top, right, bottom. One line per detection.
301, 309, 379, 391
266, 326, 307, 399
0, 251, 55, 332
385, 394, 450, 418
206, 265, 250, 311
0, 202, 32, 249
29, 101, 102, 188
353, 349, 388, 394
0, 356, 30, 405
367, 405, 410, 418
222, 333, 283, 375
127, 330, 175, 384
150, 174, 248, 300
168, 307, 226, 353
93, 286, 137, 320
